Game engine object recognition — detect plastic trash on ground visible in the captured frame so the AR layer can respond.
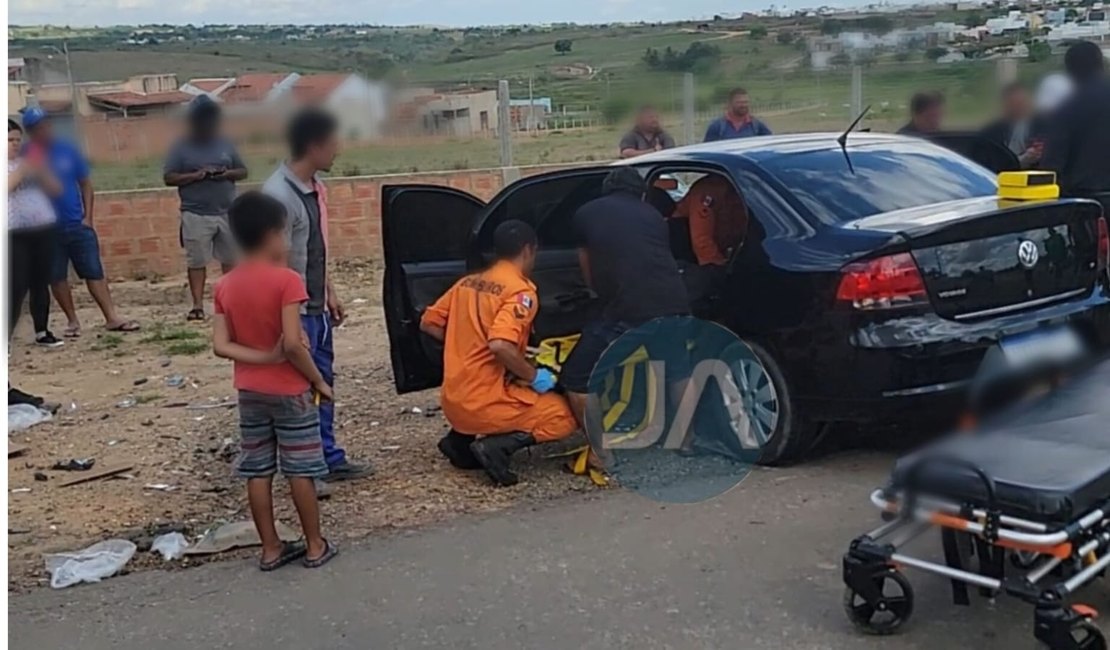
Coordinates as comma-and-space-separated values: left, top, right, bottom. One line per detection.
150, 532, 189, 561
8, 404, 53, 432
44, 539, 137, 589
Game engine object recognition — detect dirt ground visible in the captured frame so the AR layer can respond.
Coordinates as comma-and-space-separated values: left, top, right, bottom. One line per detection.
7, 261, 596, 591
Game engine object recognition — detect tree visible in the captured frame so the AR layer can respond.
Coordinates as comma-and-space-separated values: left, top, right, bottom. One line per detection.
925, 46, 948, 62
776, 30, 795, 45
829, 52, 852, 67
1027, 40, 1051, 62
749, 26, 768, 40
554, 39, 573, 55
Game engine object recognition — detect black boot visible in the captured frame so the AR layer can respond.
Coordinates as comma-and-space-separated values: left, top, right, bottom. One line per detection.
469, 432, 536, 487
437, 429, 482, 470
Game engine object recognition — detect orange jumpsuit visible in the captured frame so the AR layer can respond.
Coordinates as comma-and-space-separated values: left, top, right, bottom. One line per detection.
420, 260, 577, 443
673, 176, 748, 266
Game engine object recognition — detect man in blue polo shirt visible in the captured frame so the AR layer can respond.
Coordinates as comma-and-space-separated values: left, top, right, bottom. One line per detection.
703, 87, 772, 142
22, 108, 138, 336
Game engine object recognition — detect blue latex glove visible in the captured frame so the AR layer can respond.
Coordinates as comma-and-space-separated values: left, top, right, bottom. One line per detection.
531, 368, 557, 394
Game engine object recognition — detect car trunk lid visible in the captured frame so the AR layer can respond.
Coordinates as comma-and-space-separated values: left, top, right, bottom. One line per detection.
847, 198, 1104, 320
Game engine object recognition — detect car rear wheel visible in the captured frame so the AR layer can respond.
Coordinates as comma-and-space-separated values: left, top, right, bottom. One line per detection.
738, 341, 821, 466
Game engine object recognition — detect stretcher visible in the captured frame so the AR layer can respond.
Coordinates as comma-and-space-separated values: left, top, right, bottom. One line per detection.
843, 358, 1110, 650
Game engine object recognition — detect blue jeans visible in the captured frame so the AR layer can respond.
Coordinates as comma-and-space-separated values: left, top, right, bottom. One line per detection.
301, 313, 346, 468
52, 223, 105, 283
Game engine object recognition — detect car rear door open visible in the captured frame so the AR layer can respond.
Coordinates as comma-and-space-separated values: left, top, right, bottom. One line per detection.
381, 185, 485, 393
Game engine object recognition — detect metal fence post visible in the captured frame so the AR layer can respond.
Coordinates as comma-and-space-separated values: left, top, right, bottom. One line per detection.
682, 73, 695, 145
850, 65, 863, 120
497, 80, 513, 167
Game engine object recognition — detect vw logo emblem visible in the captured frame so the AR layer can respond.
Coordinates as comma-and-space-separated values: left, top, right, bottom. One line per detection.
1017, 240, 1039, 269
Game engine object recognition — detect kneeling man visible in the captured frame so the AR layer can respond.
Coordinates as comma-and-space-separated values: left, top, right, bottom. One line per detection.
420, 220, 577, 486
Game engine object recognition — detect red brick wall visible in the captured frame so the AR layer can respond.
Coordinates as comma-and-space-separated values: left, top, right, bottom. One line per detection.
92, 163, 586, 279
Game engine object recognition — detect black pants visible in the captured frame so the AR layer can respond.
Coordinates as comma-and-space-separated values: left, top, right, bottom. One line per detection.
9, 227, 55, 339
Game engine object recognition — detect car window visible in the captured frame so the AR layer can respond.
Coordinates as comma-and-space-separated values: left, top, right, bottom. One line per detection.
757, 145, 998, 224
482, 172, 608, 250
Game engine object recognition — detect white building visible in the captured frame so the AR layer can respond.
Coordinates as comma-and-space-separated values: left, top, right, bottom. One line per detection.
985, 11, 1029, 36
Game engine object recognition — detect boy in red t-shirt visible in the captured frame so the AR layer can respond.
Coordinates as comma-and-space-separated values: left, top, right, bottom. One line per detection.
212, 191, 338, 570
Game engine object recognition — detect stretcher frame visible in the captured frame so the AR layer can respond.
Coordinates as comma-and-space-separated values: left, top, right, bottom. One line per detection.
843, 457, 1110, 650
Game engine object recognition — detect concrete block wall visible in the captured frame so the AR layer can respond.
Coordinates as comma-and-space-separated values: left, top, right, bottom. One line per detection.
91, 163, 587, 279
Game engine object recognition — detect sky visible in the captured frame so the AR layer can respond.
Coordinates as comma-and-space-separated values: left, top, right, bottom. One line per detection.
8, 0, 862, 29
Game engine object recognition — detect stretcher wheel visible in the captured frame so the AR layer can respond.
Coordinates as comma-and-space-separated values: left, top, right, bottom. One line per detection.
1067, 621, 1107, 650
843, 569, 914, 635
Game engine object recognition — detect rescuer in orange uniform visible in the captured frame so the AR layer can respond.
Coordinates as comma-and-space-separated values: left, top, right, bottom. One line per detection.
672, 175, 748, 312
420, 220, 577, 486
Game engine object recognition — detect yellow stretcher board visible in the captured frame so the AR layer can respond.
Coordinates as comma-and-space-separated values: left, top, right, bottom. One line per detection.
997, 171, 1060, 202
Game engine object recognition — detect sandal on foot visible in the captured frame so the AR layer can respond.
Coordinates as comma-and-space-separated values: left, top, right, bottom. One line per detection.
186, 309, 206, 322
303, 539, 338, 568
259, 540, 307, 572
106, 320, 141, 332
64, 324, 82, 338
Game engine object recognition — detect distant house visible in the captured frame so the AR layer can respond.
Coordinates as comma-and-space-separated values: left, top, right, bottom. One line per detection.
509, 97, 552, 130
183, 71, 388, 139
12, 73, 190, 118
180, 77, 235, 97
985, 11, 1029, 36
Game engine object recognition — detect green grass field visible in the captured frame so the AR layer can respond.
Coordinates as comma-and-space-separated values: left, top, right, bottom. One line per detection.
13, 20, 1064, 191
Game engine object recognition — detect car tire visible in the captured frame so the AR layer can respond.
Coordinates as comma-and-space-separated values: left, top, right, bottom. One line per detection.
742, 341, 821, 466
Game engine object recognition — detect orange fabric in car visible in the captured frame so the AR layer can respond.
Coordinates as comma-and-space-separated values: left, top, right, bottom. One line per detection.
673, 176, 748, 266
420, 260, 577, 442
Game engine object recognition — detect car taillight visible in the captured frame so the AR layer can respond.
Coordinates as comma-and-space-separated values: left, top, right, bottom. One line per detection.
836, 253, 929, 310
1097, 217, 1109, 274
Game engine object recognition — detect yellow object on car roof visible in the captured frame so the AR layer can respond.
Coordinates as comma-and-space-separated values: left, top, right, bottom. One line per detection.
997, 171, 1060, 201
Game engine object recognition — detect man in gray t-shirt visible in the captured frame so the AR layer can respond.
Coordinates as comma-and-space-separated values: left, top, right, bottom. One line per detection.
618, 105, 676, 159
163, 97, 247, 320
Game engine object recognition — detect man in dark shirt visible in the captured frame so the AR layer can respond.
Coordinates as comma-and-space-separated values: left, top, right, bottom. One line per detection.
1042, 41, 1110, 204
559, 168, 689, 465
164, 97, 248, 320
979, 81, 1043, 168
897, 91, 945, 136
618, 106, 676, 159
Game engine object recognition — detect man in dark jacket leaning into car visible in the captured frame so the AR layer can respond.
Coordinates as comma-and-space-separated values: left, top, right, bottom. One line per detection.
559, 168, 691, 468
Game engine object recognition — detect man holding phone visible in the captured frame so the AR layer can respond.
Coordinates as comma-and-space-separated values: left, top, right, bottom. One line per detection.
164, 96, 248, 321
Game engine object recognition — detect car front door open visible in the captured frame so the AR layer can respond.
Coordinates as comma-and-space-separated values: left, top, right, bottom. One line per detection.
381, 185, 485, 393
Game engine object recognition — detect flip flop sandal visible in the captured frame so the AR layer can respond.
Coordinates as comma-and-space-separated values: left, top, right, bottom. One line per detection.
259, 540, 307, 572
186, 309, 206, 322
106, 320, 141, 332
303, 539, 338, 569
64, 325, 81, 338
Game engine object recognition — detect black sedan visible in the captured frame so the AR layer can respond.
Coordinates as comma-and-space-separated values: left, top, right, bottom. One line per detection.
381, 133, 1110, 464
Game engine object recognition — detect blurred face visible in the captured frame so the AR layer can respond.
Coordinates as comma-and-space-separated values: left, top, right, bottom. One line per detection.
1002, 88, 1031, 122
915, 103, 944, 132
190, 114, 220, 140
308, 133, 340, 173
28, 121, 52, 144
636, 109, 660, 132
728, 94, 751, 118
8, 128, 22, 160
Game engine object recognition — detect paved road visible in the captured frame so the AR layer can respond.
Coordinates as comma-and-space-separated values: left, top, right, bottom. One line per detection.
9, 451, 1090, 649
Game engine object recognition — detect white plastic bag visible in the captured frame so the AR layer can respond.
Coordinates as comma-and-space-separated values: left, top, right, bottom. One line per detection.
150, 532, 189, 561
8, 404, 52, 432
44, 539, 136, 589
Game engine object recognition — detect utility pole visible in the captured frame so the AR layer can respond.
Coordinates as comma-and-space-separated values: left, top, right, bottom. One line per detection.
497, 79, 513, 167
850, 65, 863, 121
682, 73, 695, 145
41, 42, 82, 142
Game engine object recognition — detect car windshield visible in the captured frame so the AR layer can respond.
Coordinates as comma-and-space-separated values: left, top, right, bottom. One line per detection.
758, 145, 998, 224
